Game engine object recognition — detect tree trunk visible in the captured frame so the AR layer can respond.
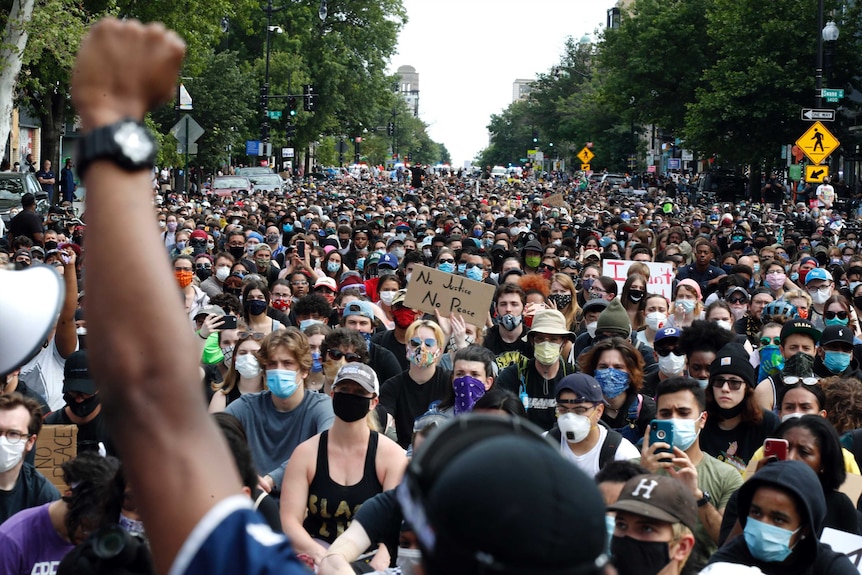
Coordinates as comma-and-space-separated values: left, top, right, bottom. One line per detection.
0, 0, 37, 161
39, 90, 65, 184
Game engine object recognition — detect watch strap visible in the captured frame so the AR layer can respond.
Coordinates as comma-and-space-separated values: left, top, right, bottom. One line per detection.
76, 119, 157, 181
697, 490, 712, 507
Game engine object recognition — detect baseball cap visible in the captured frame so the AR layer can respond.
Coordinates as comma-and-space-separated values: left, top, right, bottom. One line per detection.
820, 325, 854, 347
379, 253, 399, 269
21, 193, 35, 207
523, 239, 543, 253
581, 298, 609, 315
804, 267, 832, 284
190, 229, 208, 241
799, 256, 819, 268
609, 474, 698, 532
386, 237, 404, 248
342, 300, 375, 320
725, 286, 749, 301
63, 350, 96, 394
194, 305, 226, 320
654, 326, 682, 344
780, 319, 822, 344
709, 343, 756, 387
554, 374, 603, 403
583, 249, 601, 261
333, 362, 379, 395
313, 277, 337, 292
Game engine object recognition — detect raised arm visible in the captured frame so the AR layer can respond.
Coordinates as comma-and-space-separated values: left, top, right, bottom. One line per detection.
72, 19, 242, 575
54, 246, 79, 358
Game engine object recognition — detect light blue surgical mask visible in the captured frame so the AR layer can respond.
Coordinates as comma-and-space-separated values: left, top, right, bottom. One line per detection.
823, 350, 852, 373
605, 514, 615, 554
266, 369, 300, 399
743, 517, 800, 563
825, 316, 849, 327
311, 351, 323, 373
670, 416, 700, 451
676, 299, 696, 314
300, 319, 322, 331
438, 262, 455, 274
327, 261, 341, 273
457, 263, 467, 275
466, 265, 483, 281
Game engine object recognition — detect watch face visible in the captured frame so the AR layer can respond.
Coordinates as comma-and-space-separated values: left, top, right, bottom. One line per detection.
114, 122, 155, 163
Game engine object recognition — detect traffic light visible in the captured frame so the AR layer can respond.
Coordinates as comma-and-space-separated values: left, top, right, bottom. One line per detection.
260, 121, 270, 141
303, 84, 316, 112
259, 85, 268, 111
288, 96, 298, 117
286, 124, 296, 140
532, 130, 538, 143
387, 122, 395, 136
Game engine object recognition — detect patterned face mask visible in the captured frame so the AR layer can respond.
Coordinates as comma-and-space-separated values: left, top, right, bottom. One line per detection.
594, 368, 630, 399
452, 376, 486, 415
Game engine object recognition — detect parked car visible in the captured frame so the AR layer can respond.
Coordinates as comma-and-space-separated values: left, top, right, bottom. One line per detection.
249, 173, 284, 194
235, 167, 273, 178
0, 172, 49, 225
209, 176, 253, 198
600, 173, 628, 190
696, 170, 747, 204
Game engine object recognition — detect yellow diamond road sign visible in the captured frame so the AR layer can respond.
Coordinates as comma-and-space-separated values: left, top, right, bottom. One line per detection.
577, 147, 595, 164
805, 165, 829, 183
796, 121, 839, 165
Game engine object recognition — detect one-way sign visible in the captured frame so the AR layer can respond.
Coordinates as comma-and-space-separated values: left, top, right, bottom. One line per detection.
801, 108, 836, 122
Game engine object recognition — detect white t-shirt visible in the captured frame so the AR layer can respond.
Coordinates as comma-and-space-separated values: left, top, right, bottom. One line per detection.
19, 338, 76, 412
556, 425, 641, 477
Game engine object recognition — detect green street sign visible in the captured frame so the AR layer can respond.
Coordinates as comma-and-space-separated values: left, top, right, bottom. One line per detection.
788, 164, 802, 181
520, 158, 528, 162
821, 88, 844, 102
268, 110, 282, 119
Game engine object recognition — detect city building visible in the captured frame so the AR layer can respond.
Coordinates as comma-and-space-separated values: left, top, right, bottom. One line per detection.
396, 65, 419, 117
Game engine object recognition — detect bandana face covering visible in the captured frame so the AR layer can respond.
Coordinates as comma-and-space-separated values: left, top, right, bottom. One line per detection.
175, 269, 194, 288
452, 376, 486, 415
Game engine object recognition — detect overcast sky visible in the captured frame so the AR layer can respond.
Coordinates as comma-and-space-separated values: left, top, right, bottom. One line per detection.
392, 0, 618, 167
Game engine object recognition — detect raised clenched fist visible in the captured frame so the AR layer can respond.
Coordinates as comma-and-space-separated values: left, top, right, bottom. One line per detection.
72, 18, 186, 132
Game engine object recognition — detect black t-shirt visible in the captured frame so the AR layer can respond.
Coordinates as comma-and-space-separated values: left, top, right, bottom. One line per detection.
372, 330, 408, 372
369, 344, 402, 388
0, 463, 59, 525
496, 359, 576, 431
483, 325, 532, 372
8, 210, 43, 242
700, 409, 779, 471
44, 408, 114, 456
600, 391, 657, 446
380, 367, 452, 448
354, 488, 401, 564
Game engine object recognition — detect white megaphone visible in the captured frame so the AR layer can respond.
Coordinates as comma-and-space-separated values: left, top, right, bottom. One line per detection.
0, 266, 65, 374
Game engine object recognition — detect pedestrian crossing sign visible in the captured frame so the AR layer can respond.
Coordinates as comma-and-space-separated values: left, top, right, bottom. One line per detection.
577, 147, 595, 164
795, 121, 839, 165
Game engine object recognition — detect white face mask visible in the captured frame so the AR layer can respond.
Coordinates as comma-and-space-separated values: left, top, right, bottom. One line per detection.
716, 319, 733, 332
379, 290, 396, 306
586, 321, 598, 338
781, 412, 804, 423
215, 265, 231, 282
810, 287, 831, 305
645, 312, 667, 331
397, 548, 423, 575
657, 352, 686, 377
558, 412, 592, 444
0, 436, 26, 473
235, 354, 262, 379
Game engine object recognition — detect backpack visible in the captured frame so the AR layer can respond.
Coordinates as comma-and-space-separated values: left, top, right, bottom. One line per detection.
517, 356, 571, 410
549, 421, 623, 469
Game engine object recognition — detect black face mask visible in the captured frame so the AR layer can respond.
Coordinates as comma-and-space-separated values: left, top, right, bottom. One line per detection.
64, 393, 100, 418
548, 294, 573, 309
45, 241, 58, 252
195, 268, 212, 281
855, 296, 862, 310
332, 392, 371, 422
611, 535, 670, 575
628, 290, 645, 304
228, 246, 245, 260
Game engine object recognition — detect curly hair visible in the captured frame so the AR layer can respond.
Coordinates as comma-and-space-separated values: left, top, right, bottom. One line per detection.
774, 415, 847, 491
578, 337, 645, 394
256, 327, 312, 373
62, 452, 122, 543
676, 319, 734, 358
821, 376, 862, 434
518, 273, 550, 298
321, 328, 370, 363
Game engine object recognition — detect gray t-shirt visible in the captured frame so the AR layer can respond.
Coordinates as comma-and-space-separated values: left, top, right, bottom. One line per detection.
225, 390, 334, 488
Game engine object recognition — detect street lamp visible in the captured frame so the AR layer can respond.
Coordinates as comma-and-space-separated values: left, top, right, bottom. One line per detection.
815, 1, 839, 107
318, 0, 327, 22
262, 0, 285, 144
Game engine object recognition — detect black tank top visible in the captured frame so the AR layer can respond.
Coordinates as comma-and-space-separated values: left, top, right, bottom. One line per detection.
302, 430, 383, 543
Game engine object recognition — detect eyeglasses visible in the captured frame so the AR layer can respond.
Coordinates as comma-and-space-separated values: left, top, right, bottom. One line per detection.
825, 310, 849, 320
760, 337, 781, 346
712, 377, 746, 391
556, 401, 597, 416
438, 258, 455, 264
195, 263, 212, 270
0, 429, 30, 444
538, 264, 556, 272
409, 337, 437, 349
727, 297, 747, 305
783, 376, 819, 386
589, 288, 607, 295
327, 349, 362, 362
291, 280, 309, 286
237, 331, 265, 341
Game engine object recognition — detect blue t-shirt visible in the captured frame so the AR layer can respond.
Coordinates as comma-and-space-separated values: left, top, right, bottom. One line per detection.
168, 496, 311, 575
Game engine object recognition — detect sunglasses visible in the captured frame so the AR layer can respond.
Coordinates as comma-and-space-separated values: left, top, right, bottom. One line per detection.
783, 376, 819, 386
538, 264, 556, 271
825, 310, 849, 320
238, 331, 265, 341
712, 377, 746, 391
327, 349, 363, 362
759, 337, 781, 346
409, 337, 437, 349
195, 263, 213, 270
438, 258, 455, 264
654, 346, 678, 357
466, 263, 485, 270
727, 297, 748, 305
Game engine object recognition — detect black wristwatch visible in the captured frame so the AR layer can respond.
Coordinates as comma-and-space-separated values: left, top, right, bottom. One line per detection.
76, 119, 157, 181
697, 490, 712, 508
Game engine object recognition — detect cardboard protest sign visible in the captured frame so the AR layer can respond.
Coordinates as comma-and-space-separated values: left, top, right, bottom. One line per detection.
602, 259, 675, 300
404, 265, 495, 322
545, 193, 567, 207
34, 425, 77, 491
822, 527, 862, 571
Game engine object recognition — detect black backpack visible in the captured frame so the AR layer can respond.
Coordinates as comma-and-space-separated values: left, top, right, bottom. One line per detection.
549, 420, 623, 469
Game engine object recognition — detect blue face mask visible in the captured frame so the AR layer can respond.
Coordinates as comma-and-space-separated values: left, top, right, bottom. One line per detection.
594, 368, 629, 399
327, 261, 341, 273
282, 223, 294, 233
311, 351, 323, 373
743, 517, 800, 563
466, 265, 484, 281
824, 350, 852, 373
825, 316, 849, 327
299, 318, 322, 331
790, 272, 800, 282
759, 345, 784, 376
605, 514, 615, 554
676, 299, 696, 314
266, 369, 300, 399
457, 263, 467, 275
671, 417, 700, 451
356, 257, 366, 272
438, 262, 455, 274
361, 331, 373, 350
472, 229, 483, 238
